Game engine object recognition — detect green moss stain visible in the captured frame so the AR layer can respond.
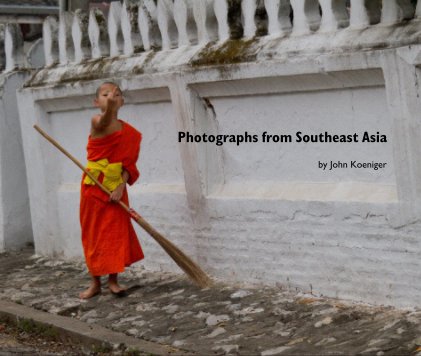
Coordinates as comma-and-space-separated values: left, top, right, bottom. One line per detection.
190, 38, 257, 67
132, 50, 156, 74
56, 56, 121, 84
92, 343, 113, 353
17, 318, 59, 340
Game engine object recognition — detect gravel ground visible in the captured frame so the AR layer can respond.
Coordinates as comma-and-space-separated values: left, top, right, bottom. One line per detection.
0, 249, 421, 355
0, 321, 87, 355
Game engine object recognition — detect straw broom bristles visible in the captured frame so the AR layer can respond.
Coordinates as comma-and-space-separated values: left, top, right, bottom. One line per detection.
34, 125, 212, 288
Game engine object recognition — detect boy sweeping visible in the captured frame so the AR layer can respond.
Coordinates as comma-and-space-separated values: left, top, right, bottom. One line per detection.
79, 82, 144, 299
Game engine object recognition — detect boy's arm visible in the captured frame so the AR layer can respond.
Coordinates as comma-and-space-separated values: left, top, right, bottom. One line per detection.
109, 170, 130, 202
92, 86, 120, 132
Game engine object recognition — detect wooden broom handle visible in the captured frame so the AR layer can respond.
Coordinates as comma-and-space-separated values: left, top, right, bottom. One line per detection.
33, 125, 154, 233
34, 124, 213, 288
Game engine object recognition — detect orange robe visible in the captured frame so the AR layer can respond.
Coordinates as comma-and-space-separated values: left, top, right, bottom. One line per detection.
80, 120, 144, 276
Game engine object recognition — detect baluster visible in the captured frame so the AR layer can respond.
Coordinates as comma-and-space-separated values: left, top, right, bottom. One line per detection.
157, 0, 178, 50
0, 25, 5, 71
350, 0, 369, 28
264, 0, 292, 35
139, 0, 163, 51
43, 16, 59, 66
193, 0, 217, 44
72, 9, 90, 63
214, 0, 230, 41
226, 0, 243, 39
5, 23, 25, 71
365, 0, 382, 24
121, 0, 134, 55
59, 12, 74, 64
174, 0, 191, 46
290, 0, 321, 34
381, 0, 414, 24
108, 1, 123, 56
193, 0, 208, 43
319, 0, 349, 31
242, 0, 257, 37
350, 0, 379, 28
417, 0, 421, 17
88, 8, 109, 58
265, 0, 280, 35
399, 0, 416, 19
177, 0, 199, 46
122, 0, 142, 55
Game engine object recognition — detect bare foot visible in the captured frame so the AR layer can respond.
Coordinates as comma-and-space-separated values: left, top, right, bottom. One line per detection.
108, 282, 127, 296
79, 284, 101, 299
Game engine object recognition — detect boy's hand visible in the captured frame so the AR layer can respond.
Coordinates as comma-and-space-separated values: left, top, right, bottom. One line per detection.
110, 183, 125, 203
106, 86, 120, 112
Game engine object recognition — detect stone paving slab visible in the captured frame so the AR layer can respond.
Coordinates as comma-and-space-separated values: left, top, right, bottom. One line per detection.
0, 249, 421, 355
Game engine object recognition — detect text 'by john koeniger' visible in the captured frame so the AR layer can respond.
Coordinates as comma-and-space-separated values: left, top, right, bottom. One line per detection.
318, 160, 387, 171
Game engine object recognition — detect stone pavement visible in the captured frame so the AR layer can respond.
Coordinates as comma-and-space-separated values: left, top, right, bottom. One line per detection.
0, 249, 420, 355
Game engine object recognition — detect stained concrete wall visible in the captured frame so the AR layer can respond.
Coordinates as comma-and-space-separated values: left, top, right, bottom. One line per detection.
0, 21, 43, 252
8, 0, 421, 308
0, 72, 33, 251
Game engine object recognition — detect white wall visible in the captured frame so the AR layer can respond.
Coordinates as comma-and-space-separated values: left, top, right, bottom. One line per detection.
12, 0, 421, 307
0, 72, 33, 251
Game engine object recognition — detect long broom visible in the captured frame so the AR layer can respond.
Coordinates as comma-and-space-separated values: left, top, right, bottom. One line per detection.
33, 125, 212, 288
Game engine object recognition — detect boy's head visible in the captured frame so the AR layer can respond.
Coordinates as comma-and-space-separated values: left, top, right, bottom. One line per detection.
94, 81, 124, 112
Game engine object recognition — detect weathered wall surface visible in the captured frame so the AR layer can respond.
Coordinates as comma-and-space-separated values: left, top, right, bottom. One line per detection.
0, 72, 33, 251
5, 0, 421, 307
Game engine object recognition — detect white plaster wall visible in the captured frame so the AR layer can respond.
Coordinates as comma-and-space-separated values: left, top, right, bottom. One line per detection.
16, 48, 421, 307
20, 88, 190, 273
121, 101, 184, 185
0, 93, 5, 250
0, 72, 33, 251
200, 198, 419, 306
215, 87, 393, 182
209, 85, 396, 202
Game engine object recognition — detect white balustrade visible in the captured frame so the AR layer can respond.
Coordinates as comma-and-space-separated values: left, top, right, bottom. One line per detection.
290, 0, 321, 35
108, 1, 123, 56
43, 16, 58, 66
122, 0, 142, 55
5, 0, 421, 73
381, 0, 414, 24
88, 8, 109, 58
319, 0, 349, 31
121, 1, 134, 55
350, 0, 382, 28
214, 0, 230, 41
417, 0, 421, 17
193, 0, 218, 44
5, 23, 25, 72
264, 0, 292, 36
138, 0, 161, 51
58, 12, 74, 64
157, 0, 178, 50
174, 0, 196, 46
72, 9, 90, 63
0, 25, 5, 70
349, 0, 369, 28
242, 0, 257, 38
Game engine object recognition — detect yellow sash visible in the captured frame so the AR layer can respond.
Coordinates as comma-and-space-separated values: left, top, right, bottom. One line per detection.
83, 158, 123, 191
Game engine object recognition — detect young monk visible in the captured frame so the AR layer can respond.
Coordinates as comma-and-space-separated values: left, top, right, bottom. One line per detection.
79, 81, 144, 299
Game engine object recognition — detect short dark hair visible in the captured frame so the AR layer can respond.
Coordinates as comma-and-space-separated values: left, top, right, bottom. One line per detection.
95, 81, 122, 98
